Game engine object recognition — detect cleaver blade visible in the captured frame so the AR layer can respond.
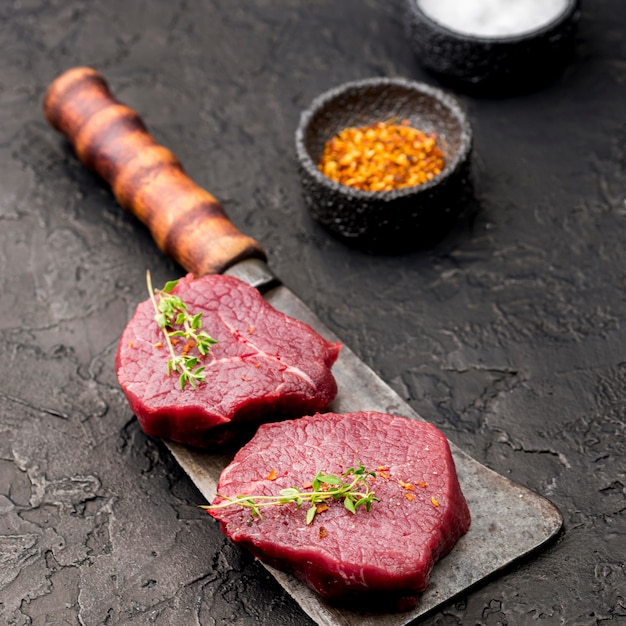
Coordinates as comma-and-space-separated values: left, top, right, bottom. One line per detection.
44, 67, 563, 626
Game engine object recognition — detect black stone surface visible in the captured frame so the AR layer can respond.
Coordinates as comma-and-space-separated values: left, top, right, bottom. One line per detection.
0, 1, 624, 625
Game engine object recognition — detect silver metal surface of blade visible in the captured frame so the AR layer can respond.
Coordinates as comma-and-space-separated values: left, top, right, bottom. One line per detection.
166, 260, 563, 626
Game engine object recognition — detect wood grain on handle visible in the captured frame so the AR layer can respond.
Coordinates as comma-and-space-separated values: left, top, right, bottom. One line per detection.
43, 67, 266, 276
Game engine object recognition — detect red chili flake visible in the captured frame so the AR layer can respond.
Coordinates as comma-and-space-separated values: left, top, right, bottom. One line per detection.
399, 480, 415, 491
181, 339, 196, 356
315, 503, 329, 515
378, 466, 390, 479
405, 492, 414, 501
266, 469, 277, 481
417, 481, 429, 489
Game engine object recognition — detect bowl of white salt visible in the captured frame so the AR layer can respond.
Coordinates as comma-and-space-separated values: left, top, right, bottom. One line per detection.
404, 0, 581, 94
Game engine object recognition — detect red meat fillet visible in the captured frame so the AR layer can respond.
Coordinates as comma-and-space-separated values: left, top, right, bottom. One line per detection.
207, 411, 471, 611
115, 273, 341, 448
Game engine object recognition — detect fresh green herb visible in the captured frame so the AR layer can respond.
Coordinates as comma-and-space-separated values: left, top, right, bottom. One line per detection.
146, 270, 218, 390
202, 464, 379, 525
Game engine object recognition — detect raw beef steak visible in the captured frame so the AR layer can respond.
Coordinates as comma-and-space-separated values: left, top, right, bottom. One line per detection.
116, 273, 341, 448
207, 411, 471, 611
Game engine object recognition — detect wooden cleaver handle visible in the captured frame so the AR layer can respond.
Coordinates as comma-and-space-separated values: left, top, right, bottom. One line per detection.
43, 67, 266, 276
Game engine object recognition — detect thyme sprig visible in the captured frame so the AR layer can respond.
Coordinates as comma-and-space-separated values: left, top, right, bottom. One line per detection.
146, 270, 218, 390
202, 464, 379, 525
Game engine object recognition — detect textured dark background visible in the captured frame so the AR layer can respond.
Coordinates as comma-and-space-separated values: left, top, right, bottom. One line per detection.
1, 1, 624, 624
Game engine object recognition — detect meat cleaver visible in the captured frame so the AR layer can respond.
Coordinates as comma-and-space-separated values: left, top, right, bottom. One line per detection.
44, 67, 563, 625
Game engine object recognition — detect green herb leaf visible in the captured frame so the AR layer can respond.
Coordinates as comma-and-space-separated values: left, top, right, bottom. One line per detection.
146, 270, 218, 391
203, 465, 379, 525
162, 279, 179, 293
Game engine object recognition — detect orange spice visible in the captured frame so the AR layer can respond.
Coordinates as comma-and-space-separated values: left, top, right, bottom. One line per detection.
377, 465, 390, 479
318, 119, 445, 192
181, 339, 196, 356
266, 469, 277, 481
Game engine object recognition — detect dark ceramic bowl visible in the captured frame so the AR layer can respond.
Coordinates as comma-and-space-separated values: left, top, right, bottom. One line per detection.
295, 77, 472, 251
404, 0, 580, 95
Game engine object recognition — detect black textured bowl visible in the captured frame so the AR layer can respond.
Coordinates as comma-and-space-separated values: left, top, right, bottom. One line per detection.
295, 77, 472, 252
404, 0, 580, 95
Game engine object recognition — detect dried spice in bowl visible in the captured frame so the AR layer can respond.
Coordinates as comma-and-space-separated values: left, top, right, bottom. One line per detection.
295, 77, 473, 251
318, 119, 445, 193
